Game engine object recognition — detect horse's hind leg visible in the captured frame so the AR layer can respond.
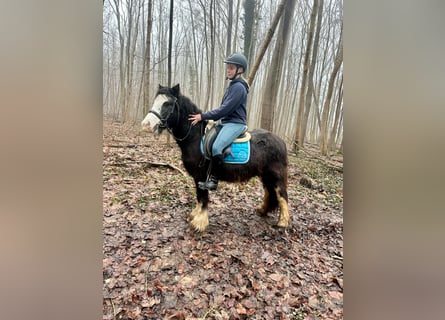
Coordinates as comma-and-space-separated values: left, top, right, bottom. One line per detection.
189, 184, 210, 232
275, 185, 290, 228
256, 187, 270, 216
256, 184, 278, 216
259, 169, 290, 228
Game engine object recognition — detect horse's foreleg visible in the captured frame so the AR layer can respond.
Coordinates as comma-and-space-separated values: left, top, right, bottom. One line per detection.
275, 186, 290, 228
189, 186, 209, 232
189, 202, 209, 231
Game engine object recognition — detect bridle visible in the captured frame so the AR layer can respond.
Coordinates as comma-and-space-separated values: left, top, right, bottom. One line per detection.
148, 96, 194, 142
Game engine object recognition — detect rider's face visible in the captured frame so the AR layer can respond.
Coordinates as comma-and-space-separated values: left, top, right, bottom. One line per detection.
226, 64, 238, 79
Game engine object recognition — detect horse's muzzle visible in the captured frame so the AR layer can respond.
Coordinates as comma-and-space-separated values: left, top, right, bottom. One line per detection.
141, 114, 162, 133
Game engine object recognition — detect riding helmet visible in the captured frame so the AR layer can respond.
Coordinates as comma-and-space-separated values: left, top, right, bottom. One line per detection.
224, 53, 248, 72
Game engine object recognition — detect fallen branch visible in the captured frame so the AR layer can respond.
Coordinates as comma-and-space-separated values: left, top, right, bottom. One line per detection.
110, 297, 116, 320
106, 160, 188, 177
143, 162, 187, 177
105, 144, 154, 148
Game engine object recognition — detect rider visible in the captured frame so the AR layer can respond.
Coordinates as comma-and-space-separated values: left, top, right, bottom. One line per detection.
188, 53, 249, 191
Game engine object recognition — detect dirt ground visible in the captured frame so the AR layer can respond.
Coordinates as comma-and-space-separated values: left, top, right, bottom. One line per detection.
103, 119, 343, 319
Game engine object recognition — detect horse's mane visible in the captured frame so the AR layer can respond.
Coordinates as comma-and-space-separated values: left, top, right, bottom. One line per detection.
178, 94, 202, 114
157, 85, 202, 115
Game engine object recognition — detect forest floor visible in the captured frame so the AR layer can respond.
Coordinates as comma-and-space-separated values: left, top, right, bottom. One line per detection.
103, 119, 343, 320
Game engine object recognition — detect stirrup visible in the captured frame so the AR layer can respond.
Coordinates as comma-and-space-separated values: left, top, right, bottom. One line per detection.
198, 176, 218, 191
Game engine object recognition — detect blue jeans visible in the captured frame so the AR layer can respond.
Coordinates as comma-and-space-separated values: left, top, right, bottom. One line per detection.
212, 123, 247, 157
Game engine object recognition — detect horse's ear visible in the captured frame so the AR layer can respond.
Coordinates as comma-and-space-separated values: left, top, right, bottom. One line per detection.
171, 84, 180, 97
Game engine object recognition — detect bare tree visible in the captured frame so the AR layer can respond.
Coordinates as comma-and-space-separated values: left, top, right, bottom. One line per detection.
208, 0, 216, 108
109, 0, 126, 122
260, 0, 297, 131
293, 0, 320, 151
246, 0, 287, 86
122, 0, 139, 121
102, 0, 343, 151
167, 0, 174, 86
186, 0, 200, 99
243, 0, 258, 67
196, 0, 214, 111
328, 75, 343, 152
320, 26, 342, 155
232, 0, 242, 52
143, 0, 153, 117
299, 0, 323, 146
226, 0, 234, 58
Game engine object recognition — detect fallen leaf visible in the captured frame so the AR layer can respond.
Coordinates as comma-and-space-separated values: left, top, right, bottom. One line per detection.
269, 273, 284, 282
261, 250, 275, 265
167, 311, 186, 320
140, 297, 161, 308
236, 302, 247, 315
250, 279, 261, 291
328, 291, 343, 300
308, 295, 318, 308
179, 276, 196, 288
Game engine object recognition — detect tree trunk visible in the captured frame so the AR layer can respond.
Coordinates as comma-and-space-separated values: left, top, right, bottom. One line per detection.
223, 0, 234, 92
157, 2, 166, 86
128, 0, 142, 121
259, 0, 297, 131
321, 26, 342, 155
328, 75, 343, 152
300, 0, 323, 147
293, 0, 319, 151
233, 0, 242, 52
226, 0, 233, 58
243, 0, 257, 68
135, 0, 145, 122
143, 0, 153, 118
246, 0, 287, 86
167, 0, 174, 86
187, 0, 199, 100
196, 0, 211, 111
110, 0, 126, 122
208, 0, 215, 108
123, 0, 134, 121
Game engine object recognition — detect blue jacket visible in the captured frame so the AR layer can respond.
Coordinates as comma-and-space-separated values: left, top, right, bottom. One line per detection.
201, 78, 249, 125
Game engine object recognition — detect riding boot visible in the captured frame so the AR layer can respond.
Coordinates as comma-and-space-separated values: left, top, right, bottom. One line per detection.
198, 154, 224, 191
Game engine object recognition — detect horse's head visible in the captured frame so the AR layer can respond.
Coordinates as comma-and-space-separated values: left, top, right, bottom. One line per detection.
141, 84, 181, 136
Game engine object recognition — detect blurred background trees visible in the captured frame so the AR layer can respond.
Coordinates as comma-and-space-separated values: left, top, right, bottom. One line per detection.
103, 0, 343, 155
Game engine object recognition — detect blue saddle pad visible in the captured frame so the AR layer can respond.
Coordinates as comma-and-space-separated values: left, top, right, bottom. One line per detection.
223, 141, 250, 164
200, 140, 250, 164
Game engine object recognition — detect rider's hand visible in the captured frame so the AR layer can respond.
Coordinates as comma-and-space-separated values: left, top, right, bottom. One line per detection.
188, 113, 202, 126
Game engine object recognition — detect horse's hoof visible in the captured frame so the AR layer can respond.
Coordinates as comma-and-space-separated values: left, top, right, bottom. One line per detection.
276, 220, 289, 228
190, 210, 209, 232
190, 219, 208, 232
189, 203, 203, 221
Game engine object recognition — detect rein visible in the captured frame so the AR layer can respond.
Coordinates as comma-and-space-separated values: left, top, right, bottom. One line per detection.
149, 97, 194, 142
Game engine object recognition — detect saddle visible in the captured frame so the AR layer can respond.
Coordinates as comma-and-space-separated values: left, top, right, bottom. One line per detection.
201, 121, 251, 164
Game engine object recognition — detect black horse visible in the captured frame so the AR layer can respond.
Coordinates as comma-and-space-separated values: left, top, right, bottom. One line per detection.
142, 84, 290, 232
